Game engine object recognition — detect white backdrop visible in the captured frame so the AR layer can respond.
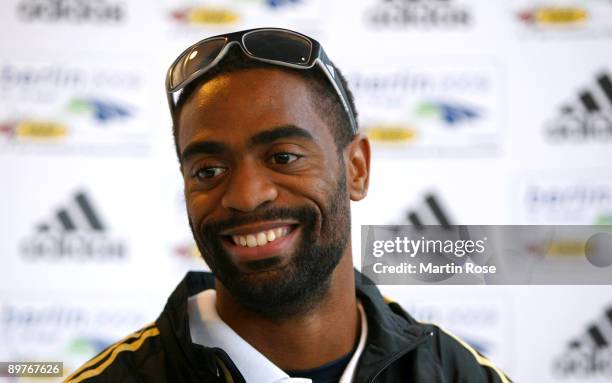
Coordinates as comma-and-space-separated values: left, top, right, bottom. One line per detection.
1, 0, 611, 381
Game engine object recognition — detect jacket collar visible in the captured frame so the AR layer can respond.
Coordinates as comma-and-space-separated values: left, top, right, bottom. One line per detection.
156, 271, 222, 381
353, 272, 433, 382
156, 270, 431, 382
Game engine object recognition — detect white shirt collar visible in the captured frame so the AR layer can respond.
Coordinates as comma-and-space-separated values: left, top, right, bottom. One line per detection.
187, 289, 368, 383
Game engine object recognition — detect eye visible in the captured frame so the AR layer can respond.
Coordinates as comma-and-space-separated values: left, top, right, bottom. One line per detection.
269, 152, 301, 165
194, 166, 226, 180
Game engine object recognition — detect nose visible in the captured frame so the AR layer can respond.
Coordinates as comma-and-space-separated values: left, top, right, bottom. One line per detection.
221, 161, 278, 212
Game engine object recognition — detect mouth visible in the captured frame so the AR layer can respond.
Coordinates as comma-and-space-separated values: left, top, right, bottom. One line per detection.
229, 225, 294, 247
219, 223, 300, 262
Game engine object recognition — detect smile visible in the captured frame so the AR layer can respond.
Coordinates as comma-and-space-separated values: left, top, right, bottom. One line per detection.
220, 223, 300, 262
231, 226, 291, 247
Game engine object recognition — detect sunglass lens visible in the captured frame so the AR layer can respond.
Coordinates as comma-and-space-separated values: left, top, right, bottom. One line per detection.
170, 37, 226, 89
243, 30, 311, 65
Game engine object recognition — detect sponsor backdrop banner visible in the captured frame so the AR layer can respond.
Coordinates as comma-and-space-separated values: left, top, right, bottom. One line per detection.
361, 225, 612, 285
1, 0, 611, 382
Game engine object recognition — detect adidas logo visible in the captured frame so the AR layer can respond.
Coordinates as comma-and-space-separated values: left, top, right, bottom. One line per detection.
403, 193, 454, 229
553, 305, 612, 377
546, 72, 612, 142
17, 0, 125, 23
365, 0, 473, 29
36, 191, 105, 233
20, 191, 127, 261
387, 193, 463, 283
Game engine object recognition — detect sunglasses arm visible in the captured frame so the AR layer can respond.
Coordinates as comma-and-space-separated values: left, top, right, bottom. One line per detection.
316, 49, 358, 134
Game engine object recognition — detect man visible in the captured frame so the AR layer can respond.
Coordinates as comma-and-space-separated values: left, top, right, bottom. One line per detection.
66, 28, 510, 383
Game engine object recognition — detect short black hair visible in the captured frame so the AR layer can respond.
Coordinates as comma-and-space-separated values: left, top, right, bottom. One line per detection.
171, 46, 358, 162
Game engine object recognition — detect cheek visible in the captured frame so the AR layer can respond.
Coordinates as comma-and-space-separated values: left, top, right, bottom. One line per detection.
185, 189, 219, 224
289, 175, 342, 225
277, 170, 331, 200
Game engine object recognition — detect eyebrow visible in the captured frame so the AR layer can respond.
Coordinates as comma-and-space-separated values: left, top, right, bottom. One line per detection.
181, 141, 227, 163
250, 124, 314, 146
181, 124, 315, 162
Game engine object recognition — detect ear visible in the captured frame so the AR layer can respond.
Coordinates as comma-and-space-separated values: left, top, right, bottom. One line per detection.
346, 133, 371, 201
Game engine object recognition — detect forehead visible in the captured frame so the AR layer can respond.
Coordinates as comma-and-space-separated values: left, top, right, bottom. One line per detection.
177, 67, 333, 153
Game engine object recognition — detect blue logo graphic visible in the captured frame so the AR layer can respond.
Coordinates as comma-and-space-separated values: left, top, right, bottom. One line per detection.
460, 335, 491, 355
67, 336, 113, 356
417, 101, 480, 125
67, 98, 133, 123
267, 0, 301, 8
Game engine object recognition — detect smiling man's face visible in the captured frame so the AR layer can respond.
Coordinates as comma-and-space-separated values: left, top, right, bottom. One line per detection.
177, 67, 352, 318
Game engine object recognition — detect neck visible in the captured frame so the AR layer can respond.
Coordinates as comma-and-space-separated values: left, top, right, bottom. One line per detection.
215, 253, 359, 371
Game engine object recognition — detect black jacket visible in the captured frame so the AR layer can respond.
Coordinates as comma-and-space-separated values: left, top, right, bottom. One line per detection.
65, 270, 511, 383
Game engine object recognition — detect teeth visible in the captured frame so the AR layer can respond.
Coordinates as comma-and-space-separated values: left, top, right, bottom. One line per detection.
230, 226, 291, 247
246, 234, 257, 247
256, 232, 267, 246
266, 230, 276, 242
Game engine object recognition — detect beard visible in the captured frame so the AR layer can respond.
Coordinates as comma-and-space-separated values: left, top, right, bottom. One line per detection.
188, 164, 351, 320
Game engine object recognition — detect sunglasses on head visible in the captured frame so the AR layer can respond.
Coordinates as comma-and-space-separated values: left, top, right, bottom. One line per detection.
165, 27, 357, 133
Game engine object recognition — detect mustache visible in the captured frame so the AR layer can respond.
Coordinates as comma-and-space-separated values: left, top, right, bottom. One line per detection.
199, 205, 317, 237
